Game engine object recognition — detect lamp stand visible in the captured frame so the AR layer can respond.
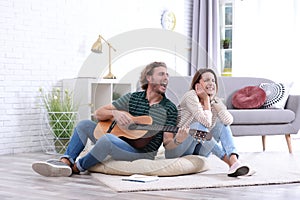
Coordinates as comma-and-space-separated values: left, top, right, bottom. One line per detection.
103, 42, 116, 79
91, 34, 117, 79
103, 72, 116, 79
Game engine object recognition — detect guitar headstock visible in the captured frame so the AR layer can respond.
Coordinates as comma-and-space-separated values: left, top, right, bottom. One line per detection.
189, 129, 212, 142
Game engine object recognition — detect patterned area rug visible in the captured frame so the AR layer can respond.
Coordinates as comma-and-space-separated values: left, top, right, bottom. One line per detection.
91, 151, 300, 192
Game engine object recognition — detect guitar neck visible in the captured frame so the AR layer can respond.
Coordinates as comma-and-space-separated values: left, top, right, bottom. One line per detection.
127, 122, 212, 142
128, 124, 205, 138
128, 124, 179, 133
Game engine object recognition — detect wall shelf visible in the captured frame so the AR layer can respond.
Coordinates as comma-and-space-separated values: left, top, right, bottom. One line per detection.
62, 78, 132, 120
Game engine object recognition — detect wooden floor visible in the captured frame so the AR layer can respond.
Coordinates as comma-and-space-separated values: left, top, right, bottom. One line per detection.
1, 152, 300, 200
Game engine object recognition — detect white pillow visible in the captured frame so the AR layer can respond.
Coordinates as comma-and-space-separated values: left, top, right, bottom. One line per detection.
82, 144, 208, 176
88, 155, 209, 176
259, 82, 293, 109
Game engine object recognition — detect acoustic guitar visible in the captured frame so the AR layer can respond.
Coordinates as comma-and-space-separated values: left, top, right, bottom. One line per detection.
94, 115, 153, 140
93, 114, 212, 143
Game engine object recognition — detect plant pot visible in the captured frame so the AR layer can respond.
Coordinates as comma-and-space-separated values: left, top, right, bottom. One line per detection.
54, 138, 70, 154
48, 112, 77, 137
46, 111, 78, 154
223, 43, 230, 49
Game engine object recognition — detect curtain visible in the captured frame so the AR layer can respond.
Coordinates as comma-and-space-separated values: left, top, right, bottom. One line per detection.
190, 0, 220, 75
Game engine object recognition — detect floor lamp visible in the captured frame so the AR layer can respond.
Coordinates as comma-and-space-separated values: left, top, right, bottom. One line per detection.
91, 35, 117, 79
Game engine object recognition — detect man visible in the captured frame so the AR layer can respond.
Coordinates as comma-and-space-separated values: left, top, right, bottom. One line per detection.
32, 61, 180, 177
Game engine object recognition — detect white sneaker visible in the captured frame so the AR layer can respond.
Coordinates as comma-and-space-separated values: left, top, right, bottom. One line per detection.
32, 159, 72, 177
228, 161, 249, 177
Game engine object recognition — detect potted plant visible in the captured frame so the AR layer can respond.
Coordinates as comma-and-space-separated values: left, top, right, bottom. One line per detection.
39, 87, 78, 154
222, 38, 231, 49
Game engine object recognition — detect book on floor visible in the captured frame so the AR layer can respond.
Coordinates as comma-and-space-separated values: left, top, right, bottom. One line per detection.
122, 174, 159, 183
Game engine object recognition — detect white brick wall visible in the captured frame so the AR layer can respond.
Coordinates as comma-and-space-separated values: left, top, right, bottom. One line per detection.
0, 0, 91, 154
0, 0, 187, 155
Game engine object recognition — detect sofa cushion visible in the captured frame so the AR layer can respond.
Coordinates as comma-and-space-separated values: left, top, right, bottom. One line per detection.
229, 109, 295, 125
232, 86, 266, 109
259, 82, 292, 109
217, 76, 274, 109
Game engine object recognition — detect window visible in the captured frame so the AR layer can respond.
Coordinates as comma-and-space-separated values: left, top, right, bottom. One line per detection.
220, 1, 233, 76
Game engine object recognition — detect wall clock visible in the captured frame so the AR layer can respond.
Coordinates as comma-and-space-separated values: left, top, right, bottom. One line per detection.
161, 10, 176, 30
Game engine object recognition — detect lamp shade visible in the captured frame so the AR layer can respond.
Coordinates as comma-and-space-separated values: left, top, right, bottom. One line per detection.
91, 35, 103, 53
90, 34, 117, 79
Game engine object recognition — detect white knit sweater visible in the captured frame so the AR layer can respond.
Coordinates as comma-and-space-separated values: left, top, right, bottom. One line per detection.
177, 90, 233, 130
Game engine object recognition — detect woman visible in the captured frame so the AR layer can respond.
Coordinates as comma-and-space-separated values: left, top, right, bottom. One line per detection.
164, 68, 251, 177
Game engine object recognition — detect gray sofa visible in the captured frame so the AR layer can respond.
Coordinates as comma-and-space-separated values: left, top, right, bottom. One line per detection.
166, 76, 300, 153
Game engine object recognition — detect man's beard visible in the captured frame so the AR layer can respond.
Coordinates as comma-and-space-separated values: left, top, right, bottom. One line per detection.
153, 83, 167, 95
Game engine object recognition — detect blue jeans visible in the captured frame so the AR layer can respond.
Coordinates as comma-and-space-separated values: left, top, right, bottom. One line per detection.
61, 120, 156, 172
165, 121, 238, 160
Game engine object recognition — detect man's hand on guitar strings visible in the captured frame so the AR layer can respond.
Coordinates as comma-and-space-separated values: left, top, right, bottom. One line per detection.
112, 110, 133, 127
